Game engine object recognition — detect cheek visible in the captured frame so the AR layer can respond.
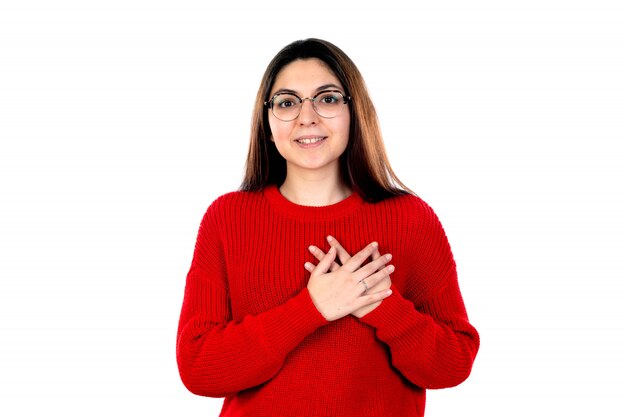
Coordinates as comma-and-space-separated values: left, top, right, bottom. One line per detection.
338, 111, 351, 134
268, 119, 290, 143
336, 118, 351, 148
268, 116, 277, 141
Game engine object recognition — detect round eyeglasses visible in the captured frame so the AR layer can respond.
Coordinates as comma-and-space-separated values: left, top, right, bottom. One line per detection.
264, 90, 351, 122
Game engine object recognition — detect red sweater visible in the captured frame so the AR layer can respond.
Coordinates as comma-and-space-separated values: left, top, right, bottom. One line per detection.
177, 185, 479, 417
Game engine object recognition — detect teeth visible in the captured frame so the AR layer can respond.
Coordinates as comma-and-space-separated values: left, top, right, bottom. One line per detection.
296, 137, 324, 144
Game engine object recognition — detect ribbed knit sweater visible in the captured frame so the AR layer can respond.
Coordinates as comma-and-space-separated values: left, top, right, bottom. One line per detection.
176, 185, 479, 417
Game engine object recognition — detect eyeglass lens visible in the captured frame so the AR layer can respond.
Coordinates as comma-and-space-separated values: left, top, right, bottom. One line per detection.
270, 91, 346, 121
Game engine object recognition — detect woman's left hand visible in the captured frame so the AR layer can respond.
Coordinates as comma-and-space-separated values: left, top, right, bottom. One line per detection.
305, 236, 393, 318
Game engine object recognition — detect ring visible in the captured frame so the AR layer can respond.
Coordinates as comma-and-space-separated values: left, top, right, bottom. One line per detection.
360, 279, 368, 293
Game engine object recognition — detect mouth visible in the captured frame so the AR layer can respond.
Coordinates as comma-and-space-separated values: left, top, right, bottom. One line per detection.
294, 136, 327, 145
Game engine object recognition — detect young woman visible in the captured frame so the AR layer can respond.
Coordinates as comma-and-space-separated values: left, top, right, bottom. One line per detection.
176, 38, 480, 417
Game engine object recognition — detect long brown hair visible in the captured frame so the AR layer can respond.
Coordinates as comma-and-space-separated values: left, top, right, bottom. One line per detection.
240, 38, 412, 202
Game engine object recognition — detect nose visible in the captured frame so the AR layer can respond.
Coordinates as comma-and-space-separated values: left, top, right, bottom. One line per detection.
297, 98, 319, 125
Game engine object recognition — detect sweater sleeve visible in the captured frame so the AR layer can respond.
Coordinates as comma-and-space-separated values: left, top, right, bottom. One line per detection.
176, 203, 328, 397
359, 198, 480, 389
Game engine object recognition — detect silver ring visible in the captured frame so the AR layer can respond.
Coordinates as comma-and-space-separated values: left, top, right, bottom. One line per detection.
360, 279, 368, 293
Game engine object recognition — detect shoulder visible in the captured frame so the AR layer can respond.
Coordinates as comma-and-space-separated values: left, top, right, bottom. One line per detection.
369, 192, 439, 224
202, 189, 265, 223
209, 190, 262, 209
208, 191, 263, 211
370, 193, 451, 247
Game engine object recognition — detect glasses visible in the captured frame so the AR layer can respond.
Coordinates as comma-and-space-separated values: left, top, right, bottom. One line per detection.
264, 90, 351, 122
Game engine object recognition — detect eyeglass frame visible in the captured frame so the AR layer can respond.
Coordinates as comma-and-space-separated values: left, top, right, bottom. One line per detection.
264, 90, 351, 122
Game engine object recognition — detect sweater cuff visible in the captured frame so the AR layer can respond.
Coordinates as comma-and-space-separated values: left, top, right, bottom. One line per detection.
359, 285, 426, 346
259, 289, 328, 359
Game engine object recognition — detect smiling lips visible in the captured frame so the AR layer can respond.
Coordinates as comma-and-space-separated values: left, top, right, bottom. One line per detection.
294, 136, 326, 145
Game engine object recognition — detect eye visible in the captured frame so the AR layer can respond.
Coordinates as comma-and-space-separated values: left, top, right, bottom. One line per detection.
274, 94, 299, 109
317, 92, 341, 105
278, 99, 295, 108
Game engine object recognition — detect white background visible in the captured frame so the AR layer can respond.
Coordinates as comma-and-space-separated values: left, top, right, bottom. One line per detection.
1, 0, 625, 415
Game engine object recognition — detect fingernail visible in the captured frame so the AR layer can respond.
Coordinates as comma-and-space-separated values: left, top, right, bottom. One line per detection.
387, 265, 395, 273
304, 262, 313, 271
371, 242, 378, 248
385, 254, 392, 261
308, 245, 316, 253
386, 289, 392, 296
327, 235, 333, 242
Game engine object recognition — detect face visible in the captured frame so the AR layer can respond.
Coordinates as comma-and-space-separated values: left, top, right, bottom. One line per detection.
268, 58, 350, 178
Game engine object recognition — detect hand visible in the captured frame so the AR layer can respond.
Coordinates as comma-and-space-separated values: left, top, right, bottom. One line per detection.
305, 242, 394, 321
307, 236, 393, 318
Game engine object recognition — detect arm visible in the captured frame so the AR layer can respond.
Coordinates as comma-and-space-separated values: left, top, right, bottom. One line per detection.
176, 205, 328, 397
360, 201, 479, 389
360, 279, 479, 389
308, 202, 479, 389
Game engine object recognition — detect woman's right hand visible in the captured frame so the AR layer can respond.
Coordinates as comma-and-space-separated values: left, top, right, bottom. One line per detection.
307, 236, 393, 318
305, 242, 394, 321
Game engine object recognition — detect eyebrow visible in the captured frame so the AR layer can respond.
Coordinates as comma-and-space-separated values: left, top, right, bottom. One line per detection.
271, 83, 345, 97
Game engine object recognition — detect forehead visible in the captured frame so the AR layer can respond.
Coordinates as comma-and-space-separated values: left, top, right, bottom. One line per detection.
271, 58, 341, 94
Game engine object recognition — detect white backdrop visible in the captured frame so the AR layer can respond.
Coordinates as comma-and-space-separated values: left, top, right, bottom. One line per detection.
1, 0, 625, 415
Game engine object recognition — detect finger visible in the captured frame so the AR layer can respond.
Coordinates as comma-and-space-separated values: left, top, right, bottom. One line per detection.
326, 235, 351, 265
307, 259, 340, 272
352, 288, 393, 309
358, 264, 394, 292
370, 247, 383, 271
353, 254, 391, 281
357, 278, 369, 294
342, 242, 379, 272
308, 245, 340, 271
365, 275, 392, 292
355, 253, 392, 281
310, 246, 336, 275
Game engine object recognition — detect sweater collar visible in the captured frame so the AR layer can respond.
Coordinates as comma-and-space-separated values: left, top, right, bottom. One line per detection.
263, 184, 364, 221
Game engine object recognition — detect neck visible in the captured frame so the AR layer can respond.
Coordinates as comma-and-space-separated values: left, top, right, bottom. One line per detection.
279, 167, 351, 207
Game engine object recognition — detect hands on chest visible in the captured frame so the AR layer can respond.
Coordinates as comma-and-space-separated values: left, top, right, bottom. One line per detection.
305, 235, 395, 321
